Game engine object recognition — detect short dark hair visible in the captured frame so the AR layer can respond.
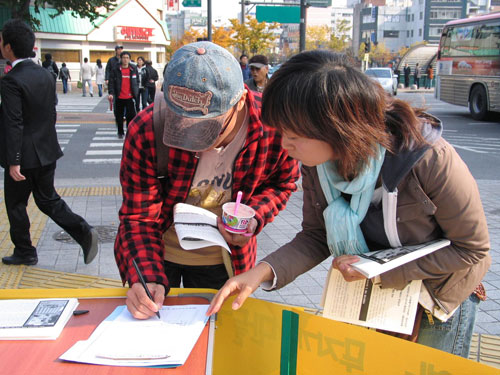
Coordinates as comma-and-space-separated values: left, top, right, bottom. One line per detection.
240, 54, 248, 60
120, 51, 131, 58
84, 57, 88, 63
1, 19, 35, 59
115, 45, 123, 50
45, 53, 52, 60
61, 62, 66, 67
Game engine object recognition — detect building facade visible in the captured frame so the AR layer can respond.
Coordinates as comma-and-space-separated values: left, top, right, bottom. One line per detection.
0, 0, 170, 79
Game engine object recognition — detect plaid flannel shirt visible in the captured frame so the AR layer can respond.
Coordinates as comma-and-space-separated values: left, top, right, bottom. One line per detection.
114, 88, 300, 293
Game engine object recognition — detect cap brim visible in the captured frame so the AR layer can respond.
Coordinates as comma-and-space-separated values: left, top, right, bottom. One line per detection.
163, 106, 225, 152
249, 63, 266, 68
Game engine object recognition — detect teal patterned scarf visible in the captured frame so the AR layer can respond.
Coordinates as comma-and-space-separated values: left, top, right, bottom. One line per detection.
317, 144, 386, 257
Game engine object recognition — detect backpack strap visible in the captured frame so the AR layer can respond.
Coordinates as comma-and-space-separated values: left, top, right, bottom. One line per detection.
153, 91, 169, 178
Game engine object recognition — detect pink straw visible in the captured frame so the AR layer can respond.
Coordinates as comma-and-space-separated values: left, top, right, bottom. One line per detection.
234, 191, 243, 216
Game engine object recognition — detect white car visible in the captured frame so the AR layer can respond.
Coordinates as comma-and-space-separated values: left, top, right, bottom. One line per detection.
365, 68, 398, 96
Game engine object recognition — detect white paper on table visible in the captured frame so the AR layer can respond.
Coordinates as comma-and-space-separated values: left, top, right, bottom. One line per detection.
59, 304, 210, 367
173, 203, 230, 253
322, 267, 421, 335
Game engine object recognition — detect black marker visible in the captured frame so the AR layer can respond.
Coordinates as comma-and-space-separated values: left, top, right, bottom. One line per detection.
132, 258, 161, 319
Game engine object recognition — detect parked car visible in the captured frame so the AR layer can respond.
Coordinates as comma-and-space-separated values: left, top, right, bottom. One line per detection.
365, 68, 398, 96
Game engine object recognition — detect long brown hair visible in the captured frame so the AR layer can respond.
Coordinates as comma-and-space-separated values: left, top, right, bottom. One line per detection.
262, 50, 437, 180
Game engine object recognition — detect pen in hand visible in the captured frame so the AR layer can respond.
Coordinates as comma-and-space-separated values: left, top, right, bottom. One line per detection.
132, 258, 161, 319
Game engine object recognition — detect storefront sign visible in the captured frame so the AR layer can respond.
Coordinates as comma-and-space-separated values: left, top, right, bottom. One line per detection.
115, 26, 154, 43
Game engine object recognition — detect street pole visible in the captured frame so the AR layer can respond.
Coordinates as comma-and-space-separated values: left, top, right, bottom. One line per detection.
207, 0, 212, 42
241, 0, 245, 24
299, 0, 306, 52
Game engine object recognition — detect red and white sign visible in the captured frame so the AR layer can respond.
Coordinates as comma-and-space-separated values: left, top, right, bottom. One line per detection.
167, 0, 179, 11
115, 26, 154, 43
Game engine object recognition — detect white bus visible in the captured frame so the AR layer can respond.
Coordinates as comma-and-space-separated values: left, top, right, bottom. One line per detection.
435, 12, 500, 120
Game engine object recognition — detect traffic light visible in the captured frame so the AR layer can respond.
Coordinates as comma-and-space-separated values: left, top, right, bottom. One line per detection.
365, 42, 371, 53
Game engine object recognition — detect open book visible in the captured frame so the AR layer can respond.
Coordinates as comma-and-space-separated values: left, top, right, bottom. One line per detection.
0, 298, 79, 340
350, 239, 450, 279
322, 268, 421, 334
321, 239, 449, 334
173, 203, 230, 253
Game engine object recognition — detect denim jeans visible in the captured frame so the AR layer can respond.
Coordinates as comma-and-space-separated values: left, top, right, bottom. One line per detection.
417, 293, 480, 358
97, 84, 103, 97
62, 79, 68, 93
136, 88, 148, 112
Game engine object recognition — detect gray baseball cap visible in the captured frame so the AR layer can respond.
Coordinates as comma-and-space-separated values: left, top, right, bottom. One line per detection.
162, 42, 244, 152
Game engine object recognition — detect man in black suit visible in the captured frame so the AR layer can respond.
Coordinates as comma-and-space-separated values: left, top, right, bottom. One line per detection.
0, 19, 99, 266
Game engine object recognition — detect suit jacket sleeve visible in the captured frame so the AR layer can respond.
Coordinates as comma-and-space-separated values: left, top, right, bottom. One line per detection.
1, 76, 24, 165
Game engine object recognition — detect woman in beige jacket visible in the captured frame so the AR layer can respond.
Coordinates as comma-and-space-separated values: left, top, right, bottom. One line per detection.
208, 50, 490, 358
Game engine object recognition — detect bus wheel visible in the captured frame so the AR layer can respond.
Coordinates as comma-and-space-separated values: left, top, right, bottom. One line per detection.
469, 85, 488, 121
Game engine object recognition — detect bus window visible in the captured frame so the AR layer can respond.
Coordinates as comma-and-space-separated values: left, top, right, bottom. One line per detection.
475, 23, 500, 56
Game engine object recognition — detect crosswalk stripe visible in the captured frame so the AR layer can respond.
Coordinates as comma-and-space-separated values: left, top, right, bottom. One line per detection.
89, 143, 123, 147
451, 144, 488, 154
56, 129, 77, 133
96, 131, 118, 135
93, 137, 122, 141
86, 150, 122, 155
83, 158, 121, 164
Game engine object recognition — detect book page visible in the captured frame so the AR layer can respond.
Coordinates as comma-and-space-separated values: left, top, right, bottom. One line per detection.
0, 299, 78, 340
322, 267, 421, 335
351, 239, 450, 278
173, 203, 230, 252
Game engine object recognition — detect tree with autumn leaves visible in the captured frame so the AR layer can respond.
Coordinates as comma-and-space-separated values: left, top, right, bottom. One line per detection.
167, 15, 279, 59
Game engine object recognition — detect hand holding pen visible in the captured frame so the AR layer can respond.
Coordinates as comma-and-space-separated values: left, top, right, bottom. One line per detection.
126, 258, 165, 320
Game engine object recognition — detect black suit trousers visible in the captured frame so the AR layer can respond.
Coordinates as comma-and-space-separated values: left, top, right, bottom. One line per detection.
4, 162, 91, 257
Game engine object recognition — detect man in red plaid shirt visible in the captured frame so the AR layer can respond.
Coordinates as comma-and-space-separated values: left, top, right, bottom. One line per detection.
114, 42, 300, 319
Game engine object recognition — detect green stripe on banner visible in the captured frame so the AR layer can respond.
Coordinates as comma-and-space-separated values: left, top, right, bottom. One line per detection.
280, 310, 299, 375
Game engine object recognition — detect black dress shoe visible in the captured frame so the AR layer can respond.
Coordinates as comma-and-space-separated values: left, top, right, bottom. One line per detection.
2, 254, 38, 266
81, 227, 99, 264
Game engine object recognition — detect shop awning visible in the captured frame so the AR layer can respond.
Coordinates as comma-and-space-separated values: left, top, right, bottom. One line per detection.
0, 6, 98, 34
0, 3, 169, 40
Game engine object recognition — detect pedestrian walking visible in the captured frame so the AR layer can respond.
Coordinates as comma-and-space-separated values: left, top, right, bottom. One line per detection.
42, 53, 58, 81
58, 62, 71, 94
239, 54, 250, 81
403, 63, 411, 88
105, 45, 123, 85
145, 60, 158, 104
414, 63, 421, 89
208, 50, 490, 359
425, 65, 434, 89
0, 19, 99, 267
95, 59, 105, 97
245, 55, 270, 96
80, 57, 95, 97
108, 51, 138, 138
114, 42, 299, 319
135, 56, 148, 111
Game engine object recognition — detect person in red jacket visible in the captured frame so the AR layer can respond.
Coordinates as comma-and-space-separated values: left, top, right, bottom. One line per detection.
114, 42, 300, 319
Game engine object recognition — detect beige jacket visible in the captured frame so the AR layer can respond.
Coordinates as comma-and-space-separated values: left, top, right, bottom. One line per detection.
263, 137, 490, 314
